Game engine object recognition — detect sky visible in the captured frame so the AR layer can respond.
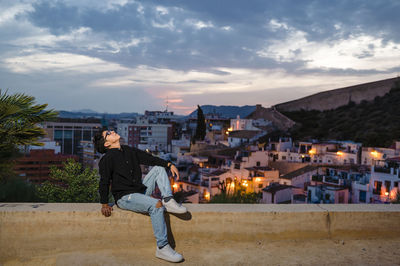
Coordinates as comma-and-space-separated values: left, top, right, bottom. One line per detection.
1, 0, 400, 115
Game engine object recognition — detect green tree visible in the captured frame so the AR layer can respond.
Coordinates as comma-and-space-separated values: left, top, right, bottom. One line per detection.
194, 105, 206, 141
37, 159, 99, 203
0, 177, 41, 202
0, 90, 58, 181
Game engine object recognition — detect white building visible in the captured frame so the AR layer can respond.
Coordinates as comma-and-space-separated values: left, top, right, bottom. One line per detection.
230, 115, 260, 131
261, 183, 294, 204
370, 158, 400, 203
228, 130, 264, 147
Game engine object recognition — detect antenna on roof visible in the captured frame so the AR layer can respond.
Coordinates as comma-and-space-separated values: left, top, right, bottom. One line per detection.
165, 96, 169, 112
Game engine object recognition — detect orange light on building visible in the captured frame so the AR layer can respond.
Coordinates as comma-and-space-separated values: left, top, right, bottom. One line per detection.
255, 178, 261, 182
336, 151, 343, 156
370, 151, 379, 158
308, 149, 316, 155
173, 184, 178, 189
204, 192, 210, 200
227, 127, 233, 132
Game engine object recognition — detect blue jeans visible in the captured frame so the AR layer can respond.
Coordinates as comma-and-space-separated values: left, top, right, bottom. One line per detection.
117, 166, 173, 247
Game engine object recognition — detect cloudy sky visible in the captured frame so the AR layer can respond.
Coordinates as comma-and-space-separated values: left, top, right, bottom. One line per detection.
1, 0, 400, 114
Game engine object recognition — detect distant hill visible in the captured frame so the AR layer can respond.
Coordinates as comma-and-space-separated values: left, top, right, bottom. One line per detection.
282, 78, 400, 147
275, 77, 398, 112
188, 105, 256, 119
58, 110, 140, 119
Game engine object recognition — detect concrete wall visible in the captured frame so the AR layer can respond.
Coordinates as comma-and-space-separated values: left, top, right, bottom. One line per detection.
1, 204, 400, 264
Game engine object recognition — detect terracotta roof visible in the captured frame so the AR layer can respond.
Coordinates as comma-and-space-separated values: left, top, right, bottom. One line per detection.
229, 130, 261, 139
245, 166, 273, 171
262, 183, 294, 193
203, 169, 229, 177
280, 165, 318, 180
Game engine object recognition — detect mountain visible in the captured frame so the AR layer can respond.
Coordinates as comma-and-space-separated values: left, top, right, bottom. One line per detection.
58, 110, 140, 119
281, 79, 400, 147
187, 105, 256, 119
275, 77, 398, 112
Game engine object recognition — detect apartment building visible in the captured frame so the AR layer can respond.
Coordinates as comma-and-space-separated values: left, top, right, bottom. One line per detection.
41, 119, 102, 156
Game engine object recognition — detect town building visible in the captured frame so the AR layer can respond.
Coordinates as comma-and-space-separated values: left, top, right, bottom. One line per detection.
128, 121, 172, 152
41, 119, 102, 156
14, 149, 78, 184
370, 158, 400, 203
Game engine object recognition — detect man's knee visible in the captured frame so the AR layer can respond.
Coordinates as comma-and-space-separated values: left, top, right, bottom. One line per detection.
155, 200, 163, 208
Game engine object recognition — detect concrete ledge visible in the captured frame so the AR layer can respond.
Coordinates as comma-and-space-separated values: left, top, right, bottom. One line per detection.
1, 203, 400, 265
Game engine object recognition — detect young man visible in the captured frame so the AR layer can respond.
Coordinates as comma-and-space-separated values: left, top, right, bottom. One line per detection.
93, 129, 186, 263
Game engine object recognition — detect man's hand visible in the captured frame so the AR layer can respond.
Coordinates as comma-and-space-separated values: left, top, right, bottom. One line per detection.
170, 164, 180, 181
101, 204, 113, 217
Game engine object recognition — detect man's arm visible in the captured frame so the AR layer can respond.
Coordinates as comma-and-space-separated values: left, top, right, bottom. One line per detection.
99, 156, 113, 217
135, 147, 180, 180
134, 147, 169, 167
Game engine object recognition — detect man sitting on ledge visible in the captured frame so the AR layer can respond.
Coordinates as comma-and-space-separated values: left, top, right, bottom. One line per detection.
93, 129, 186, 263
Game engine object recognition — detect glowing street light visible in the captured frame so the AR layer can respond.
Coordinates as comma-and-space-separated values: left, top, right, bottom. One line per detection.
308, 149, 316, 155
336, 151, 343, 156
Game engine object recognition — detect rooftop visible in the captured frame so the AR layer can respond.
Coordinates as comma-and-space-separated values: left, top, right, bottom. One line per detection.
280, 165, 318, 180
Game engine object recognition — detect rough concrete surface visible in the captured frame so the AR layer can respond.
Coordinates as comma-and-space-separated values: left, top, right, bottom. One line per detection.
1, 203, 400, 265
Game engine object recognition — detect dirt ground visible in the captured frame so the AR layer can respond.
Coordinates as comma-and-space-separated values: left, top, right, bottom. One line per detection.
2, 238, 400, 266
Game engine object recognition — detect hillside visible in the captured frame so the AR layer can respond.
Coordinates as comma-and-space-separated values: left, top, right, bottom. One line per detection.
282, 78, 400, 147
275, 77, 398, 112
188, 105, 256, 119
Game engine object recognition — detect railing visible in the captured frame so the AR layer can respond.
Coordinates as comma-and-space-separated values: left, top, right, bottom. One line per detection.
374, 167, 391, 174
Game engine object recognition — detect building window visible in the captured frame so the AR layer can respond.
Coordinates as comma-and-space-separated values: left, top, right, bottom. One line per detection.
258, 184, 263, 188
359, 191, 366, 203
282, 156, 286, 160
385, 180, 391, 192
256, 161, 260, 167
373, 181, 382, 194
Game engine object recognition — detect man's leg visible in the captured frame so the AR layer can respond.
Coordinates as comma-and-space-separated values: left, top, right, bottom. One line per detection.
143, 166, 187, 214
117, 193, 183, 262
117, 193, 168, 248
143, 166, 173, 198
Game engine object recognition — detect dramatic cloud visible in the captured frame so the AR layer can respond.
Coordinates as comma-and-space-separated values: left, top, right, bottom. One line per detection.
0, 0, 399, 114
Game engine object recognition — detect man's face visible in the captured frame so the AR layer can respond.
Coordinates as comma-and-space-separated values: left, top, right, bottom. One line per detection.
102, 130, 120, 148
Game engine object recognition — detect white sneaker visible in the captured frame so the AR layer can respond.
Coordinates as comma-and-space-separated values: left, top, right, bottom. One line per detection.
162, 198, 187, 214
156, 244, 183, 262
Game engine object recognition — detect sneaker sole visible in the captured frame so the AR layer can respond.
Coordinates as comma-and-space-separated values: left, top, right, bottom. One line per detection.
165, 208, 187, 214
156, 252, 183, 263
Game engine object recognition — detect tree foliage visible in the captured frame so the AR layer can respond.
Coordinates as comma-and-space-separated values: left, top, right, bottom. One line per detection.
37, 159, 99, 203
0, 90, 58, 181
282, 79, 400, 147
0, 176, 41, 202
194, 105, 206, 141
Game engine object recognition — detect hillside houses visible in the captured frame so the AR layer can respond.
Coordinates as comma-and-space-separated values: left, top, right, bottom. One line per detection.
109, 107, 400, 205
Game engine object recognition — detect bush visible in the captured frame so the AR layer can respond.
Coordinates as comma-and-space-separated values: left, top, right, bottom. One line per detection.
36, 159, 99, 203
0, 177, 41, 202
209, 189, 262, 203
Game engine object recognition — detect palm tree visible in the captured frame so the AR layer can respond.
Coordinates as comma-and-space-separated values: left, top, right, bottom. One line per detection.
0, 90, 58, 180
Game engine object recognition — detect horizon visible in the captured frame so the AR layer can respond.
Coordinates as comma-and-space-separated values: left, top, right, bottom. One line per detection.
1, 0, 400, 115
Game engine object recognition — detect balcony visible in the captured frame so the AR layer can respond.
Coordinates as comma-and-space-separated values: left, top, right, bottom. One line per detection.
1, 204, 400, 265
374, 167, 391, 174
